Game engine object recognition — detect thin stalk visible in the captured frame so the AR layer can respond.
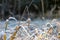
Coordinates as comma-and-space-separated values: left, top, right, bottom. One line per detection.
18, 0, 34, 26
41, 0, 44, 17
21, 0, 34, 20
18, 0, 21, 26
13, 0, 16, 17
2, 0, 4, 20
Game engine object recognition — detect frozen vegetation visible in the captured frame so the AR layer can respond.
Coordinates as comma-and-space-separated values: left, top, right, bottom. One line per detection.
0, 17, 60, 40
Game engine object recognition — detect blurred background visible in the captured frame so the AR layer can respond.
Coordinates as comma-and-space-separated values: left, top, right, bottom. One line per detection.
0, 0, 60, 20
